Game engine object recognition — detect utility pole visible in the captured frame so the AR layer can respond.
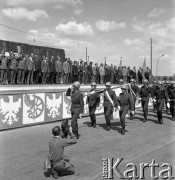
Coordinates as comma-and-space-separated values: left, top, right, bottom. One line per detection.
151, 38, 152, 75
86, 46, 87, 63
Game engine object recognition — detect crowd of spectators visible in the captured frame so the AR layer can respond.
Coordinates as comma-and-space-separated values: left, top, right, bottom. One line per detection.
0, 51, 153, 85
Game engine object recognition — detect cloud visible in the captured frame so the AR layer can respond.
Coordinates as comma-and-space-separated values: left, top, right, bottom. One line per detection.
124, 38, 143, 46
55, 21, 94, 36
96, 20, 126, 32
53, 5, 66, 10
2, 7, 49, 21
28, 29, 94, 49
74, 9, 83, 15
5, 0, 83, 8
147, 8, 165, 18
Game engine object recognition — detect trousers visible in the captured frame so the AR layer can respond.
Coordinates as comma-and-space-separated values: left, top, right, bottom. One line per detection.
89, 104, 96, 124
104, 106, 113, 126
141, 97, 149, 118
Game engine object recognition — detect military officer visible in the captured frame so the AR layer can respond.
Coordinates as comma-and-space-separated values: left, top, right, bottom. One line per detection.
129, 79, 140, 119
98, 82, 119, 131
153, 81, 169, 124
167, 82, 175, 121
152, 80, 158, 111
118, 85, 134, 135
139, 79, 153, 122
66, 81, 84, 139
86, 82, 100, 127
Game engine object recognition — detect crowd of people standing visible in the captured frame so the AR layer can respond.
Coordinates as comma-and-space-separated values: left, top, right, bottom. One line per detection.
0, 51, 153, 85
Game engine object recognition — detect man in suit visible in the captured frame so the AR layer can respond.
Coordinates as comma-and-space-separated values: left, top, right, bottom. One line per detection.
118, 85, 134, 135
66, 81, 84, 139
41, 56, 48, 84
86, 82, 100, 127
26, 53, 34, 84
98, 82, 119, 131
55, 56, 62, 84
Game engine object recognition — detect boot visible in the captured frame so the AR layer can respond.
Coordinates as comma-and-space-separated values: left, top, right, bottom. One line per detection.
106, 125, 110, 131
121, 128, 125, 135
143, 117, 147, 123
159, 119, 163, 124
89, 122, 93, 127
172, 116, 175, 121
93, 122, 96, 128
130, 113, 134, 120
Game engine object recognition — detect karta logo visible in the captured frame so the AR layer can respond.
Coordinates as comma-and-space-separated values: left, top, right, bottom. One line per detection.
102, 158, 174, 179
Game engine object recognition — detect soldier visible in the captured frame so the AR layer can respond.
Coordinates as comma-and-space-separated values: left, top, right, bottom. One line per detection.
48, 56, 55, 84
63, 58, 69, 84
66, 81, 84, 139
41, 56, 48, 84
86, 82, 100, 128
153, 81, 169, 124
139, 79, 153, 122
152, 80, 158, 111
129, 79, 140, 120
0, 51, 8, 85
55, 56, 62, 84
98, 82, 119, 131
167, 82, 175, 121
9, 53, 18, 85
26, 53, 34, 85
118, 85, 134, 135
17, 53, 26, 84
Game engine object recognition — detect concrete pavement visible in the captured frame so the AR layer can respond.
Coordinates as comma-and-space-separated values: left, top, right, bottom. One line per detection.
0, 107, 175, 180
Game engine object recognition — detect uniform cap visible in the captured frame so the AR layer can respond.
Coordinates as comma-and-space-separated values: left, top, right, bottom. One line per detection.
119, 79, 124, 83
73, 81, 80, 88
105, 82, 111, 87
130, 79, 135, 82
91, 82, 97, 86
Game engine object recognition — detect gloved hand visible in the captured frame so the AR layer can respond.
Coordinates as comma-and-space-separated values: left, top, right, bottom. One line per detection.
117, 106, 121, 110
131, 111, 135, 115
79, 114, 82, 118
167, 103, 170, 109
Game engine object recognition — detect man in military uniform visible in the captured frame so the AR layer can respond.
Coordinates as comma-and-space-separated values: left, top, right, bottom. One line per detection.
152, 80, 158, 111
139, 79, 153, 122
86, 82, 100, 127
167, 82, 175, 121
129, 79, 140, 120
98, 82, 119, 131
118, 85, 134, 135
153, 81, 169, 124
66, 81, 84, 139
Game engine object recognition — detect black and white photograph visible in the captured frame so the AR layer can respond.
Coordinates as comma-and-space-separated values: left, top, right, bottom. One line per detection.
0, 0, 175, 179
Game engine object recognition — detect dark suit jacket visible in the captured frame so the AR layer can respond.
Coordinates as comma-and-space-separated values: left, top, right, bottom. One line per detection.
66, 88, 84, 113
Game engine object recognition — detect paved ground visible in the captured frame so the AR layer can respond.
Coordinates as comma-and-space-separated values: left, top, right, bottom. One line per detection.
0, 107, 175, 180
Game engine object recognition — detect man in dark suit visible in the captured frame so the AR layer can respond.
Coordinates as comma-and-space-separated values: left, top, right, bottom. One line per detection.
66, 81, 84, 139
87, 82, 100, 127
118, 85, 134, 135
98, 82, 119, 131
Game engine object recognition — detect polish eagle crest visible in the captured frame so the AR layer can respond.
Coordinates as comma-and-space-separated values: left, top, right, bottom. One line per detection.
0, 96, 21, 125
46, 94, 62, 118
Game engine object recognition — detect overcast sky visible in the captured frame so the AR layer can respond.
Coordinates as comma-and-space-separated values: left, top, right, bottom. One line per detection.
0, 0, 174, 76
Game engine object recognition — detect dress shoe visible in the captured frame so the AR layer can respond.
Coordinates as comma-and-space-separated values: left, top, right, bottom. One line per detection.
106, 125, 110, 131
121, 128, 125, 135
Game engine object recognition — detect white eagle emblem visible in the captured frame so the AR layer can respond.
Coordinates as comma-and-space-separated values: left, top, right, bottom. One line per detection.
46, 94, 62, 118
0, 96, 21, 125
